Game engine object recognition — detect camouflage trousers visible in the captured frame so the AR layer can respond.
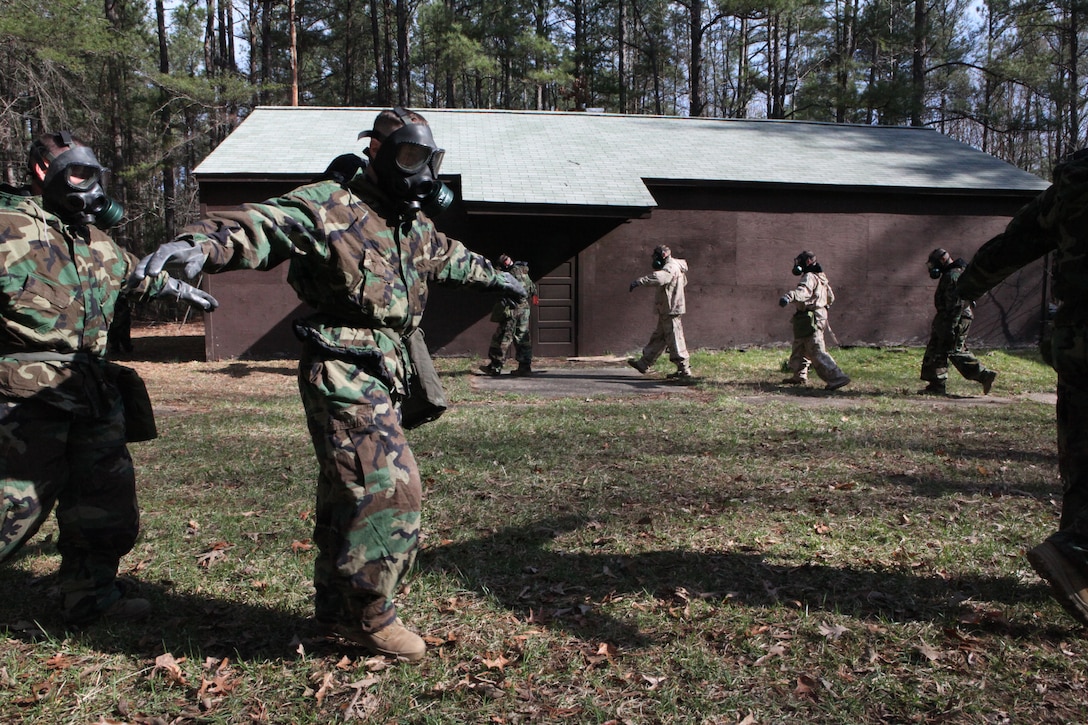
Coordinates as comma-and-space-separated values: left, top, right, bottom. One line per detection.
1052, 323, 1088, 537
488, 309, 533, 367
789, 325, 845, 383
0, 393, 138, 621
921, 314, 989, 384
639, 314, 690, 370
299, 349, 421, 631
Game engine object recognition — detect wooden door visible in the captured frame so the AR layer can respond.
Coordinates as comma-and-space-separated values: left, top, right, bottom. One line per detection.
532, 258, 577, 357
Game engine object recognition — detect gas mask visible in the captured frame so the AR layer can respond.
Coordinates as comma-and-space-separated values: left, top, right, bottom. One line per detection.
927, 248, 949, 279
498, 255, 514, 271
371, 119, 452, 218
39, 139, 123, 228
652, 245, 670, 270
792, 256, 814, 276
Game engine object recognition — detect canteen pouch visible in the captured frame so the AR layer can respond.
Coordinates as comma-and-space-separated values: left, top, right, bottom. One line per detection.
106, 362, 158, 442
400, 328, 448, 430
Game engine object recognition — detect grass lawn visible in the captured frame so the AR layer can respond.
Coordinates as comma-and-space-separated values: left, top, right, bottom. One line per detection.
1, 326, 1081, 724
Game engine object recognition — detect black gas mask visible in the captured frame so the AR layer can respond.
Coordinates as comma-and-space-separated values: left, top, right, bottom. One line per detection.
792, 253, 817, 276
652, 245, 670, 270
38, 136, 123, 228
370, 116, 452, 218
927, 248, 949, 279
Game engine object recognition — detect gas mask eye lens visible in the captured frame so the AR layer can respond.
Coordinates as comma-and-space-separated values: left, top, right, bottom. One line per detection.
429, 149, 444, 175
64, 164, 101, 190
394, 143, 432, 173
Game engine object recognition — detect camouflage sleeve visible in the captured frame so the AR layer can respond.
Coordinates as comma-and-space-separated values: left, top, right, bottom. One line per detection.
953, 156, 1088, 302
120, 248, 173, 298
634, 270, 670, 287
784, 273, 817, 305
174, 192, 326, 273
427, 230, 504, 288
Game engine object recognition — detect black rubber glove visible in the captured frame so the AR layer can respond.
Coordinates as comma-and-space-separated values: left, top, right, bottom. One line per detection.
134, 241, 209, 280
156, 276, 219, 311
779, 295, 790, 307
493, 271, 527, 301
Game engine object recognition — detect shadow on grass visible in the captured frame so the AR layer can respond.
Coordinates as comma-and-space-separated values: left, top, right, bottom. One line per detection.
420, 515, 1056, 648
1, 514, 1059, 662
0, 563, 313, 663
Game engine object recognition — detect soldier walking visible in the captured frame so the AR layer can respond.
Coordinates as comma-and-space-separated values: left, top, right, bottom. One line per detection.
481, 254, 537, 376
778, 250, 850, 390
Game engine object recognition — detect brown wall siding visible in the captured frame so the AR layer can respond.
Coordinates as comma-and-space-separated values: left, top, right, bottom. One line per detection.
195, 179, 1043, 360
582, 186, 1041, 357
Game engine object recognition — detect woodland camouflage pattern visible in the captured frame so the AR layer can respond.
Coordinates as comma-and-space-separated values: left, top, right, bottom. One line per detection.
958, 152, 1088, 536
921, 260, 992, 385
488, 261, 536, 368
0, 186, 171, 622
172, 171, 507, 625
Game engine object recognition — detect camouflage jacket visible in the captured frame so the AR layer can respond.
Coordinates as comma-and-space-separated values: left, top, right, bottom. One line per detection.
173, 172, 505, 394
634, 257, 688, 316
958, 152, 1088, 322
0, 185, 168, 411
490, 261, 536, 320
933, 260, 972, 322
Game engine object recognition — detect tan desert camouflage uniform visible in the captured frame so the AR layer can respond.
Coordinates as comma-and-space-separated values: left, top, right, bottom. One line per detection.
782, 269, 847, 385
958, 152, 1088, 536
0, 185, 172, 623
632, 256, 691, 373
171, 171, 507, 629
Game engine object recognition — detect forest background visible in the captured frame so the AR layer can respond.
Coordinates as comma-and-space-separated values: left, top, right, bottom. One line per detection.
0, 0, 1084, 257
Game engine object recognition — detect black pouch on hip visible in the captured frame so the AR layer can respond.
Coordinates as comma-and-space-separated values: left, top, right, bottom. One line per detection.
400, 328, 448, 430
105, 362, 158, 442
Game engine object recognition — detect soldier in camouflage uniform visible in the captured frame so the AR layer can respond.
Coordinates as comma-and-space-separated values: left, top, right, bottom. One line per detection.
481, 254, 537, 376
136, 108, 526, 662
778, 250, 850, 391
919, 248, 997, 396
627, 245, 693, 380
957, 149, 1088, 627
0, 131, 218, 625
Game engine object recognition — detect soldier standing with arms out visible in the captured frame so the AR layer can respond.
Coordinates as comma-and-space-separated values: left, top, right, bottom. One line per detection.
627, 245, 693, 380
957, 150, 1088, 627
480, 254, 537, 376
778, 250, 850, 390
0, 131, 218, 625
136, 108, 525, 662
920, 248, 997, 396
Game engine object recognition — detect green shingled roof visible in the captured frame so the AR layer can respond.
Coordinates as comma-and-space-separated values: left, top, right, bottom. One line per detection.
194, 107, 1049, 209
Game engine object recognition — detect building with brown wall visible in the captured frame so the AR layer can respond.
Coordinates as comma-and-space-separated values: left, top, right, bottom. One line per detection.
191, 108, 1049, 361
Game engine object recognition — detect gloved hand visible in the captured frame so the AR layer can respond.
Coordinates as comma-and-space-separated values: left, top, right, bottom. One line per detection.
134, 241, 209, 281
779, 295, 790, 307
493, 271, 527, 301
156, 276, 220, 311
629, 280, 639, 292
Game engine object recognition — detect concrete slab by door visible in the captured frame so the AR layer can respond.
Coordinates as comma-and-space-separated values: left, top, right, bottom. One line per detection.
533, 258, 577, 357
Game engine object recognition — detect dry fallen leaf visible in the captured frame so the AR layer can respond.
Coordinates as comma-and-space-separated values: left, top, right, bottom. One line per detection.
482, 653, 513, 670
195, 541, 234, 568
818, 621, 849, 640
152, 653, 188, 686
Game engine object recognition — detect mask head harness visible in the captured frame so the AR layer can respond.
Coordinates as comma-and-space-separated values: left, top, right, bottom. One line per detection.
927, 248, 951, 279
30, 131, 123, 228
652, 245, 671, 270
362, 107, 453, 218
792, 250, 819, 276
